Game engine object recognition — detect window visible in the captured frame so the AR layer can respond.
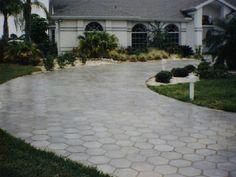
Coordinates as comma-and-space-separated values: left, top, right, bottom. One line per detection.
202, 15, 213, 25
85, 22, 103, 31
132, 24, 148, 48
165, 24, 179, 47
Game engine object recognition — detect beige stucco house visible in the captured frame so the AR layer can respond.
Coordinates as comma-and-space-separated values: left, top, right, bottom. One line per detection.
49, 0, 236, 53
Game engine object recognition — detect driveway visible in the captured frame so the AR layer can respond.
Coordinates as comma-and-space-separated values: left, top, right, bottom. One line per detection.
0, 60, 236, 177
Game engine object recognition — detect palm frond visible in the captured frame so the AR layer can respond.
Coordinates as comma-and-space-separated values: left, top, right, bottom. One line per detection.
31, 0, 49, 20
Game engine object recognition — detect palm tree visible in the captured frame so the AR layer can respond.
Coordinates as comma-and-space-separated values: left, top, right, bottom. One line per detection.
18, 0, 48, 41
205, 17, 236, 69
0, 0, 22, 41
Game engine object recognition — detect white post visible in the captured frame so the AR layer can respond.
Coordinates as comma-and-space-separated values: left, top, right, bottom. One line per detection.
189, 82, 195, 101
188, 73, 198, 101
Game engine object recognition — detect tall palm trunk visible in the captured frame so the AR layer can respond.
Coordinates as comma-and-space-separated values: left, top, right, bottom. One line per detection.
3, 12, 9, 41
24, 0, 32, 42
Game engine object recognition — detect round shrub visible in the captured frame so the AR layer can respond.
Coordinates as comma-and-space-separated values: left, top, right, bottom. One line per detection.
184, 65, 196, 73
155, 71, 172, 83
171, 68, 189, 77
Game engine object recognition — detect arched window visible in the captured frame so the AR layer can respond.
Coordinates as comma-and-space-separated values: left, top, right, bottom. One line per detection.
132, 24, 148, 48
85, 22, 103, 31
165, 24, 179, 46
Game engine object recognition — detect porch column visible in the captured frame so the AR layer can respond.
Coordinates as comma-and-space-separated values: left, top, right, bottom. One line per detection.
180, 23, 187, 45
56, 20, 61, 54
194, 8, 203, 47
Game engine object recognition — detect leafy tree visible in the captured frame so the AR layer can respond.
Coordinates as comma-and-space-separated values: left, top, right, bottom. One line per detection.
0, 0, 22, 41
31, 14, 48, 43
30, 14, 57, 56
205, 17, 236, 69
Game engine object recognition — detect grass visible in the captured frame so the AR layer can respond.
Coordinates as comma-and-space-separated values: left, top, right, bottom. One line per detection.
0, 64, 111, 177
148, 76, 236, 112
0, 130, 110, 177
0, 64, 41, 84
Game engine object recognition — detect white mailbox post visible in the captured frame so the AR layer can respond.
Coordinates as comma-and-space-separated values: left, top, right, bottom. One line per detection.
188, 73, 198, 101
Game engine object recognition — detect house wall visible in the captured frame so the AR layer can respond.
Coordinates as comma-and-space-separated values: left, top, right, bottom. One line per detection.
57, 20, 152, 52
55, 3, 234, 53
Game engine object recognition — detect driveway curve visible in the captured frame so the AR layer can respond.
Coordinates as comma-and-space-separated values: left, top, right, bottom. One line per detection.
0, 60, 236, 177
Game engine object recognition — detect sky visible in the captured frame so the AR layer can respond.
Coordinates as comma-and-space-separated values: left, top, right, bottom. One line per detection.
0, 0, 49, 36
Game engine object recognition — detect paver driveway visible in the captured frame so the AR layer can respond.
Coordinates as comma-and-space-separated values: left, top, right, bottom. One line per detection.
0, 60, 236, 177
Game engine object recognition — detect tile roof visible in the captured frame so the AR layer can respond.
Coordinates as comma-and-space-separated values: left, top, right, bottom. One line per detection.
51, 0, 236, 21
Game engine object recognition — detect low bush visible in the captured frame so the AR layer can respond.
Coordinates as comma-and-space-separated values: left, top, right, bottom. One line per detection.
130, 48, 148, 55
109, 50, 128, 61
128, 55, 137, 62
171, 68, 189, 77
4, 41, 42, 66
184, 65, 196, 73
137, 54, 147, 62
0, 39, 6, 63
43, 55, 55, 71
179, 45, 194, 58
147, 48, 169, 60
155, 71, 172, 83
57, 52, 77, 68
197, 62, 229, 79
194, 46, 203, 59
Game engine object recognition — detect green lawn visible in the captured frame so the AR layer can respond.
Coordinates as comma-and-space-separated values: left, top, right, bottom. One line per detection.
0, 64, 41, 84
0, 130, 110, 177
148, 76, 236, 112
0, 64, 111, 177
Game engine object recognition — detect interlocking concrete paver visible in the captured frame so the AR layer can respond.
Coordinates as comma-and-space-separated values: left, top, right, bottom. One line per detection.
110, 159, 132, 168
155, 165, 177, 175
113, 168, 138, 177
131, 162, 154, 171
178, 167, 201, 176
1, 61, 236, 177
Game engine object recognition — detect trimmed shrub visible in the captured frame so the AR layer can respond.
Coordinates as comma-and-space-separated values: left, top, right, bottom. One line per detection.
43, 55, 55, 71
171, 68, 189, 77
4, 41, 42, 66
184, 65, 196, 73
155, 71, 172, 83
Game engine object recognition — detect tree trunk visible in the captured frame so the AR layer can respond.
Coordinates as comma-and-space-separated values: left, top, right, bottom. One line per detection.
24, 0, 32, 42
3, 13, 9, 41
